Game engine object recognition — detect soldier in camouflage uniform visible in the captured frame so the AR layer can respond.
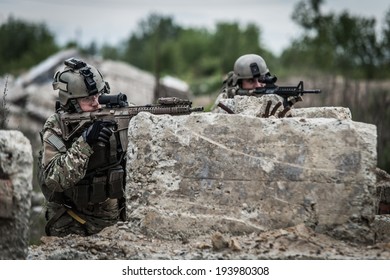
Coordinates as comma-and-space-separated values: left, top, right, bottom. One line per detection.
213, 54, 299, 116
212, 54, 273, 105
39, 58, 126, 237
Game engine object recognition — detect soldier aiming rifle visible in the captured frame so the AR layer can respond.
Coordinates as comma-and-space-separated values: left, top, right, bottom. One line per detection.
38, 57, 202, 237
214, 54, 321, 116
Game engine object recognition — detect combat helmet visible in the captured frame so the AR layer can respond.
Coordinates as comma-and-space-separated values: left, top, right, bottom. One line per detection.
232, 54, 274, 86
52, 58, 110, 112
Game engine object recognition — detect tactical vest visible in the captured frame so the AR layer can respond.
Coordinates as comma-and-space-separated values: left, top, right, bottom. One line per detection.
38, 114, 126, 209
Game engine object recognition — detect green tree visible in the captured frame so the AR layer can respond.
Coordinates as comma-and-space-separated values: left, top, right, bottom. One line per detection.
0, 16, 58, 75
333, 12, 379, 80
172, 28, 213, 78
100, 44, 122, 61
117, 14, 273, 96
283, 0, 336, 73
380, 8, 390, 76
122, 14, 181, 74
210, 22, 269, 74
284, 0, 380, 80
121, 14, 182, 98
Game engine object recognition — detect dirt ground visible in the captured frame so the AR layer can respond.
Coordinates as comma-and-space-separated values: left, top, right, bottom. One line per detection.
27, 222, 390, 260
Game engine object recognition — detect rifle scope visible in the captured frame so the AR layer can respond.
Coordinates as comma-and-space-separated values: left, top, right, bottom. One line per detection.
99, 92, 128, 108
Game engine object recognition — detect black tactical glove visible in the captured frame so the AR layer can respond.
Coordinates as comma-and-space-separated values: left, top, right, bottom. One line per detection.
262, 100, 291, 118
82, 121, 113, 145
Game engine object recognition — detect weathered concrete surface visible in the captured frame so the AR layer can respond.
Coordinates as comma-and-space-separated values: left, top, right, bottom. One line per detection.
126, 112, 377, 244
292, 107, 352, 120
0, 130, 33, 259
373, 215, 390, 243
213, 95, 352, 120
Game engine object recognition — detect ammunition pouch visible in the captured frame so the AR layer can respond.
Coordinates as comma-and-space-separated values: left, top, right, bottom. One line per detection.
107, 166, 125, 199
90, 176, 107, 204
63, 180, 89, 208
61, 165, 125, 208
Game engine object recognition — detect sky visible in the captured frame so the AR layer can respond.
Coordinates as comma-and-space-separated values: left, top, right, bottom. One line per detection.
1, 0, 389, 56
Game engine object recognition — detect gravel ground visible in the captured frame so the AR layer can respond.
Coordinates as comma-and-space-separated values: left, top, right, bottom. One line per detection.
28, 222, 390, 260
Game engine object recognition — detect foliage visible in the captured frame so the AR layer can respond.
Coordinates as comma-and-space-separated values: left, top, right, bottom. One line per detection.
379, 9, 390, 76
122, 14, 181, 75
117, 14, 272, 95
0, 16, 59, 76
282, 0, 387, 80
100, 44, 122, 61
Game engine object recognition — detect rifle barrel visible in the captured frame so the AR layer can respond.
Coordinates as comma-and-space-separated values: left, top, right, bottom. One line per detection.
302, 89, 321, 94
236, 87, 321, 96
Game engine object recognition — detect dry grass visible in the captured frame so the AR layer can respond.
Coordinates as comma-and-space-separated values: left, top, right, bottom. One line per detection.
0, 75, 10, 129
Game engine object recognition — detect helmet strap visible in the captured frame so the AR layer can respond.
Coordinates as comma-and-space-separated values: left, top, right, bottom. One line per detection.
71, 99, 83, 113
63, 99, 83, 113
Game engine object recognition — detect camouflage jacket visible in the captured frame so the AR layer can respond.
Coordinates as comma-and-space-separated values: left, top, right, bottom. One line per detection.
40, 113, 94, 193
210, 71, 236, 112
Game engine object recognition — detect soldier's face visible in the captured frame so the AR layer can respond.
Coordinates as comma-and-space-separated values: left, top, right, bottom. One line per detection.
77, 93, 101, 112
242, 78, 266, 89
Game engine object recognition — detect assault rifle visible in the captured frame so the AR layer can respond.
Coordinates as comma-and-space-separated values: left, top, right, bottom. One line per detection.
59, 93, 204, 148
233, 81, 321, 107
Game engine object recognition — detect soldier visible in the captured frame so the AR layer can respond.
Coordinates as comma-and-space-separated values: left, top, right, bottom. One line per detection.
213, 54, 296, 117
224, 54, 275, 97
38, 58, 126, 237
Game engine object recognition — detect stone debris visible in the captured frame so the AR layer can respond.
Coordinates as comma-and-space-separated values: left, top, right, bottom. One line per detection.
27, 223, 390, 260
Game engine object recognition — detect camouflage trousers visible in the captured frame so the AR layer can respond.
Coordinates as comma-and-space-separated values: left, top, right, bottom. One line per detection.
45, 198, 120, 237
